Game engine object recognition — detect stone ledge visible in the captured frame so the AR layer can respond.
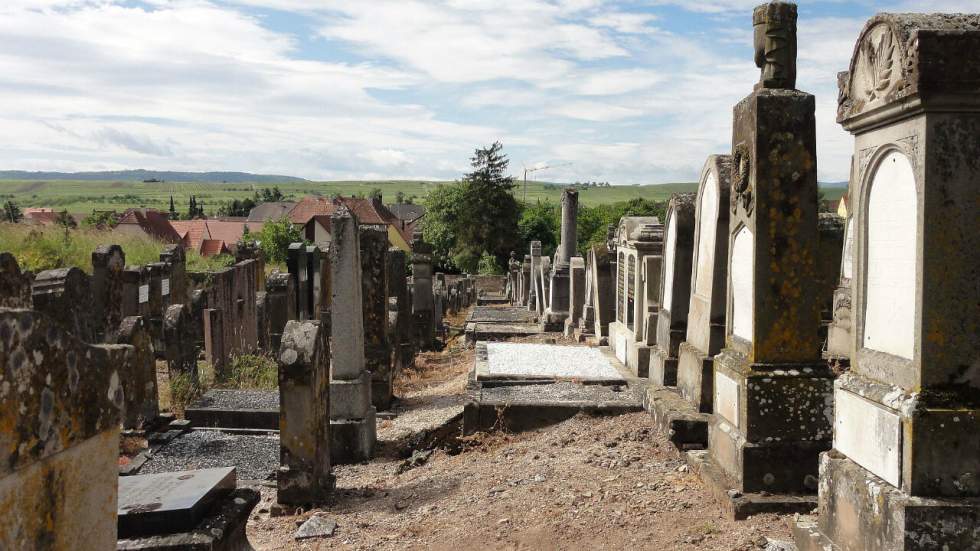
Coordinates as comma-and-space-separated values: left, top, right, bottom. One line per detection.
644, 386, 709, 454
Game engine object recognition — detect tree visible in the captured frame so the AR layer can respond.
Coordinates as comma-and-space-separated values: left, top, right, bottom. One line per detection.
3, 200, 22, 223
256, 216, 304, 264
452, 141, 521, 272
421, 182, 466, 271
169, 195, 178, 219
369, 188, 383, 200
82, 211, 119, 229
395, 191, 405, 204
518, 200, 559, 258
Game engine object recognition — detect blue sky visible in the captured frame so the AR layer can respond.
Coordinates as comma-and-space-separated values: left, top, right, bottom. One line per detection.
1, 0, 977, 184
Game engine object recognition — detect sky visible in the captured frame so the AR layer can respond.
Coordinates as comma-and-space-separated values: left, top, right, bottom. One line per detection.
1, 0, 977, 184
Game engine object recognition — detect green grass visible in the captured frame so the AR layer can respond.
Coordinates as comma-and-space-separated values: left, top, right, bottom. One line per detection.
0, 178, 844, 217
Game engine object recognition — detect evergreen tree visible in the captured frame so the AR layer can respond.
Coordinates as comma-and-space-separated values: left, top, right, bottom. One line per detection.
455, 141, 521, 271
188, 196, 197, 219
169, 195, 178, 219
3, 200, 22, 223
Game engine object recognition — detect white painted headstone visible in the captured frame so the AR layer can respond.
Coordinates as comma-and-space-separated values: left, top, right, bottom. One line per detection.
138, 284, 149, 304
730, 227, 753, 342
694, 173, 718, 296
833, 388, 901, 487
662, 214, 677, 309
161, 278, 170, 296
864, 151, 916, 360
714, 370, 739, 427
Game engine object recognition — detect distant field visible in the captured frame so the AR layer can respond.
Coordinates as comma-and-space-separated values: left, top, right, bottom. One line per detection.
0, 178, 844, 215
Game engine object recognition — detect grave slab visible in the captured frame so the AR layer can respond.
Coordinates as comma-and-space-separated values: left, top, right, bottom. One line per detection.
138, 431, 279, 481
118, 467, 236, 538
185, 389, 280, 430
475, 342, 626, 383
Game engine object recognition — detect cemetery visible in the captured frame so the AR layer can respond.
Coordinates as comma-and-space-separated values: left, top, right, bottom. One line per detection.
0, 4, 978, 551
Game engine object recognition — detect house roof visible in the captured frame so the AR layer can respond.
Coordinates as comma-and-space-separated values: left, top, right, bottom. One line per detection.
288, 196, 337, 225
287, 195, 414, 248
247, 201, 296, 222
116, 209, 182, 243
171, 219, 262, 255
386, 203, 426, 223
199, 239, 229, 257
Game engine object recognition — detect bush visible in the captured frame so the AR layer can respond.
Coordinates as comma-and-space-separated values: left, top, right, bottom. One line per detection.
477, 251, 502, 275
216, 354, 278, 389
256, 215, 304, 264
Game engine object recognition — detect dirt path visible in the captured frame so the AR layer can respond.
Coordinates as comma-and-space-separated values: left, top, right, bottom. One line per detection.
245, 332, 791, 551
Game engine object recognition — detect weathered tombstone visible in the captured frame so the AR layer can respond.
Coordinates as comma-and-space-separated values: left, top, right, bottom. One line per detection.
360, 227, 392, 410
266, 272, 296, 352
410, 231, 435, 351
387, 249, 414, 373
146, 261, 171, 354
608, 218, 662, 376
792, 13, 980, 551
825, 201, 854, 362
231, 259, 259, 355
584, 242, 615, 339
92, 245, 126, 341
545, 189, 578, 328
816, 213, 844, 348
287, 243, 309, 321
117, 467, 237, 539
528, 241, 542, 313
164, 304, 199, 384
305, 244, 322, 323
235, 240, 266, 291
121, 265, 152, 320
677, 155, 733, 413
704, 2, 834, 507
0, 252, 33, 308
113, 316, 160, 430
256, 290, 270, 351
0, 307, 124, 550
520, 255, 531, 307
651, 193, 697, 386
329, 207, 377, 464
32, 267, 96, 343
203, 308, 226, 378
160, 244, 187, 305
563, 256, 586, 336
278, 320, 334, 505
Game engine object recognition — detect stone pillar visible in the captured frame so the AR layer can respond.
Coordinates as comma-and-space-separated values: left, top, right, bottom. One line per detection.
204, 308, 226, 379
329, 208, 376, 464
359, 227, 392, 411
32, 267, 95, 343
545, 191, 578, 328
677, 155, 733, 414
651, 193, 696, 386
792, 13, 980, 551
287, 243, 309, 321
528, 241, 542, 313
558, 189, 578, 265
113, 316, 159, 430
0, 308, 124, 550
256, 290, 269, 351
277, 320, 334, 505
91, 245, 125, 341
163, 304, 199, 385
266, 272, 296, 352
520, 255, 531, 307
410, 231, 435, 351
705, 1, 835, 501
563, 256, 586, 336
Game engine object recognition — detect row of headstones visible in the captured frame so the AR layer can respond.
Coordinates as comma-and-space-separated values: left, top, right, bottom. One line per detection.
605, 6, 976, 551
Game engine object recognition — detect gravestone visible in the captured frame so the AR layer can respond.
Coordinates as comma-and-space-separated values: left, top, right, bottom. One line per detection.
160, 244, 187, 305
584, 242, 615, 338
545, 189, 578, 328
287, 243, 309, 321
203, 308, 226, 378
563, 256, 586, 336
677, 155, 733, 413
528, 241, 542, 313
705, 1, 835, 502
92, 244, 126, 341
0, 252, 33, 308
0, 307, 124, 550
121, 265, 152, 320
410, 231, 435, 351
360, 227, 392, 410
792, 13, 980, 551
305, 245, 322, 323
113, 316, 160, 430
278, 320, 334, 504
118, 467, 236, 538
32, 267, 96, 343
607, 218, 662, 376
651, 193, 696, 386
266, 272, 296, 352
816, 213, 844, 346
256, 290, 269, 351
387, 248, 414, 374
825, 203, 854, 361
146, 261, 171, 355
164, 304, 199, 385
520, 255, 531, 307
329, 208, 377, 464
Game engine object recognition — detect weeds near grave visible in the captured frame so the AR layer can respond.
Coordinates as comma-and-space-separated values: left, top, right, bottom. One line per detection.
216, 353, 278, 390
168, 371, 201, 416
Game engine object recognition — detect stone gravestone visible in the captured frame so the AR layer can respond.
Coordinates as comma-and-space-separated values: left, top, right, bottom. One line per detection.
528, 241, 542, 313
146, 261, 171, 355
792, 13, 980, 551
160, 244, 187, 305
0, 307, 124, 550
164, 304, 199, 385
32, 267, 96, 343
265, 272, 296, 352
650, 193, 696, 387
121, 265, 152, 320
824, 197, 854, 362
113, 316, 160, 430
387, 248, 414, 374
305, 245, 322, 324
329, 207, 377, 464
203, 308, 226, 377
278, 320, 334, 505
545, 189, 578, 328
360, 227, 392, 410
815, 213, 844, 348
410, 231, 435, 351
287, 243, 309, 321
704, 2, 835, 504
117, 466, 236, 538
563, 256, 586, 337
256, 290, 269, 351
0, 252, 33, 308
677, 155, 733, 413
92, 244, 126, 341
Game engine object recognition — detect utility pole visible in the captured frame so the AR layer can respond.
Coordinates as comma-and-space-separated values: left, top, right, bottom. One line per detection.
522, 162, 572, 203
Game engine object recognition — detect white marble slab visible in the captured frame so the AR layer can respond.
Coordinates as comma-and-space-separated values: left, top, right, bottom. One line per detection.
731, 227, 753, 342
834, 387, 902, 487
486, 343, 623, 380
714, 369, 740, 427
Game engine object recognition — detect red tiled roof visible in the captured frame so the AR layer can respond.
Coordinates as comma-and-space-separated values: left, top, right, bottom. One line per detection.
171, 219, 261, 255
199, 239, 228, 257
288, 196, 337, 225
287, 195, 414, 247
115, 209, 181, 243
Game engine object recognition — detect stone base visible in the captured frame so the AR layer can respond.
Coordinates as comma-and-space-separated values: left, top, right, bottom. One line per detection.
541, 310, 569, 332
649, 344, 677, 387
676, 341, 713, 413
792, 451, 980, 551
330, 373, 372, 420
685, 450, 817, 521
277, 466, 335, 507
643, 386, 709, 452
371, 376, 393, 412
117, 488, 259, 551
330, 408, 377, 465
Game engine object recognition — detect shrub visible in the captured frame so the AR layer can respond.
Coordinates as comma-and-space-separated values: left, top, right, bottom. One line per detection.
217, 354, 278, 389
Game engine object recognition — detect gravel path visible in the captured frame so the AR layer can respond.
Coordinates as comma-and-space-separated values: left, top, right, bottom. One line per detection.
193, 389, 280, 410
486, 343, 622, 380
140, 430, 280, 481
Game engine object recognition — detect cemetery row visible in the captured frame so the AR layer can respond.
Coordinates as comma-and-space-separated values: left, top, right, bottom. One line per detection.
0, 205, 477, 548
507, 7, 979, 551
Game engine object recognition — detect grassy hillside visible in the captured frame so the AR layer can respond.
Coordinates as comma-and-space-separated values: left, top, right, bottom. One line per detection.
0, 178, 844, 215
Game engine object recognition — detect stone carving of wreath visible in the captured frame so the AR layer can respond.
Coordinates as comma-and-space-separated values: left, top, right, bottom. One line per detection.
731, 143, 752, 215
